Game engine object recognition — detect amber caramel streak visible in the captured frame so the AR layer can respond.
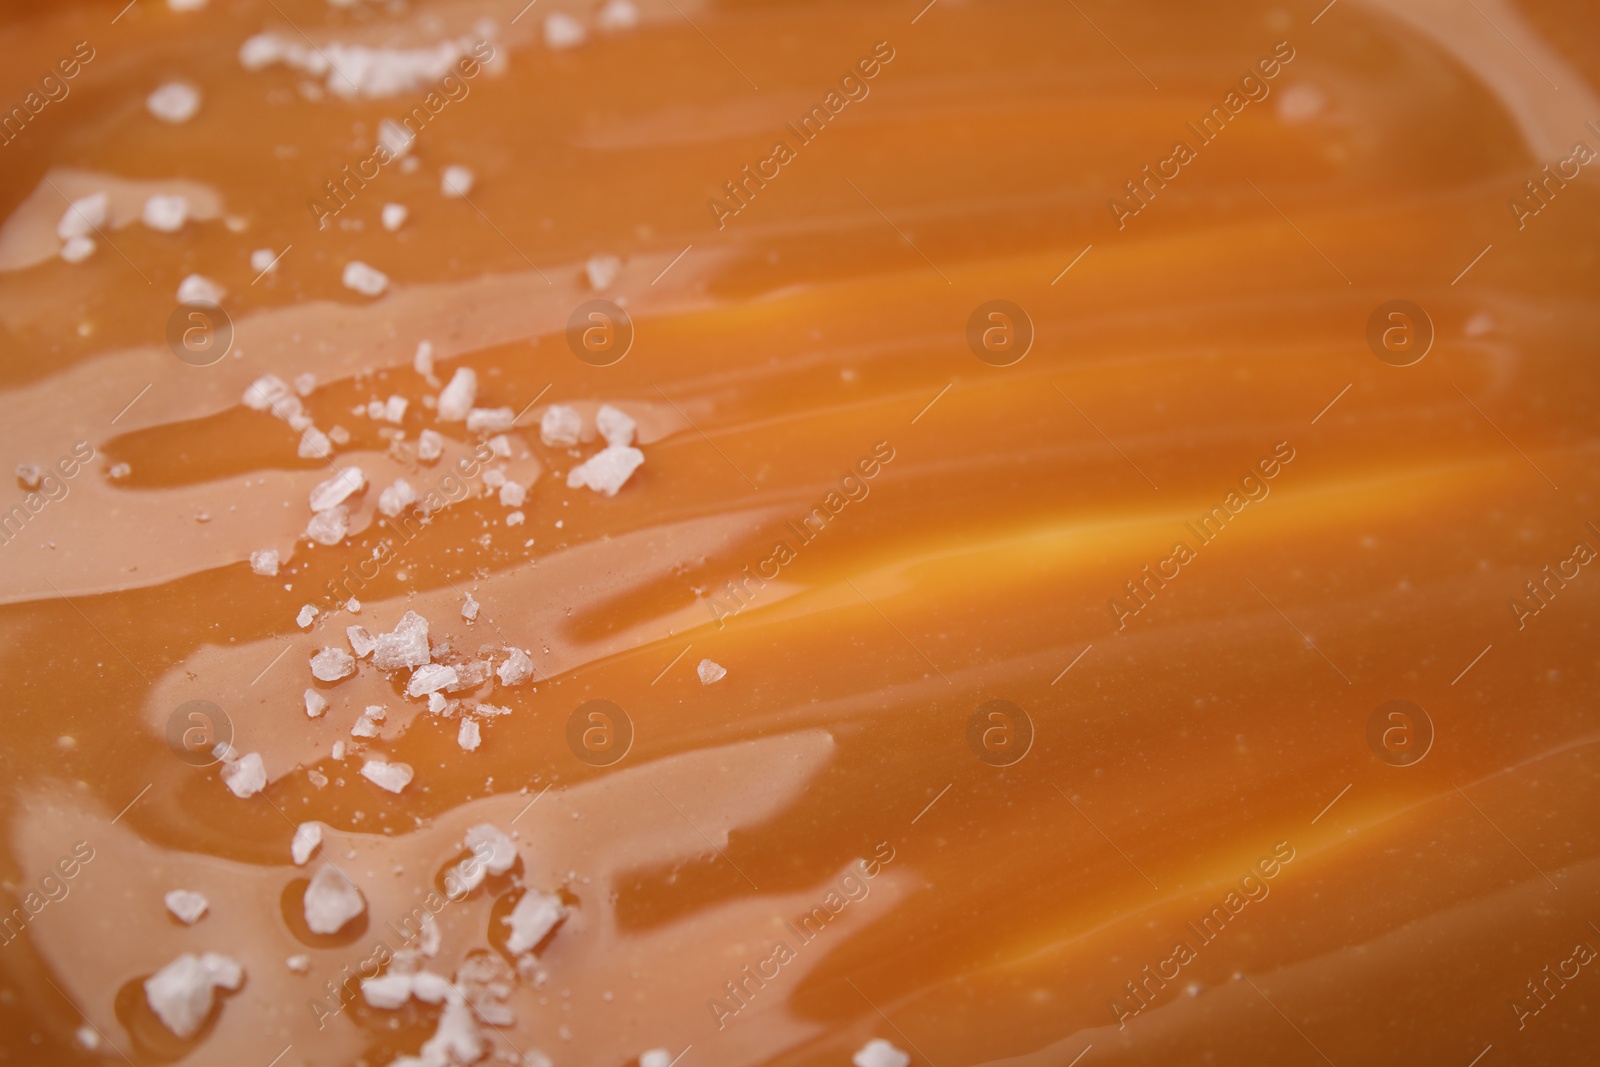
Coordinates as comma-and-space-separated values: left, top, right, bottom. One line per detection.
2, 0, 1600, 1065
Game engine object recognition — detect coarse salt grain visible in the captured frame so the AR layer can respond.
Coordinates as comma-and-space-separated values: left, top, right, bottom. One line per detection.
147, 82, 201, 123
499, 481, 526, 508
544, 12, 586, 49
60, 235, 95, 263
309, 467, 365, 511
176, 273, 224, 305
305, 506, 349, 545
539, 404, 581, 447
383, 395, 408, 423
466, 824, 518, 874
143, 194, 189, 233
853, 1038, 911, 1067
347, 625, 376, 657
466, 407, 515, 434
310, 646, 355, 681
566, 445, 644, 496
497, 648, 534, 686
304, 688, 328, 718
598, 0, 640, 31
406, 663, 458, 697
441, 165, 475, 198
343, 260, 389, 296
57, 192, 108, 239
249, 549, 279, 575
163, 889, 209, 924
585, 254, 622, 291
504, 890, 566, 953
299, 426, 332, 459
220, 752, 267, 797
143, 953, 243, 1039
457, 717, 480, 751
596, 403, 636, 447
291, 821, 325, 865
378, 478, 417, 516
382, 203, 408, 231
303, 863, 366, 934
351, 715, 380, 738
361, 758, 414, 793
506, 510, 525, 526
373, 610, 431, 669
286, 954, 310, 973
437, 368, 477, 421
462, 594, 479, 621
417, 428, 444, 462
640, 1051, 672, 1067
296, 604, 318, 628
414, 340, 436, 378
697, 658, 727, 685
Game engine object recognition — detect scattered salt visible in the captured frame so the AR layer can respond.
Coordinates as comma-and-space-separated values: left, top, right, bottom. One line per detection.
378, 478, 418, 517
441, 165, 475, 198
309, 467, 365, 511
304, 688, 328, 718
596, 403, 636, 447
249, 549, 279, 576
220, 753, 267, 798
60, 236, 94, 263
498, 481, 526, 508
414, 340, 436, 379
373, 611, 431, 670
406, 663, 458, 697
466, 824, 518, 874
382, 203, 408, 231
462, 594, 480, 621
497, 648, 534, 686
417, 428, 444, 462
143, 953, 244, 1039
163, 889, 209, 924
383, 396, 408, 423
697, 658, 727, 685
437, 368, 477, 421
305, 506, 349, 545
296, 604, 318, 629
504, 890, 566, 953
539, 405, 581, 447
566, 445, 644, 496
177, 274, 225, 306
361, 758, 414, 793
457, 718, 480, 751
640, 1051, 672, 1067
291, 821, 325, 865
286, 955, 310, 973
351, 715, 381, 738
303, 864, 366, 934
299, 427, 332, 459
347, 625, 376, 657
147, 81, 201, 123
143, 194, 189, 233
505, 510, 525, 526
310, 647, 355, 682
343, 260, 389, 296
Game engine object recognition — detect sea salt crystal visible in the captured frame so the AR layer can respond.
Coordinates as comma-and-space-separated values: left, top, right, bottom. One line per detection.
147, 81, 201, 123
457, 718, 480, 751
304, 689, 328, 718
437, 368, 477, 421
299, 427, 332, 459
296, 604, 318, 629
487, 434, 512, 457
539, 405, 581, 447
305, 507, 349, 545
310, 467, 365, 511
853, 1039, 910, 1067
598, 0, 639, 31
382, 203, 408, 231
346, 597, 362, 613
419, 999, 484, 1065
497, 648, 533, 686
544, 12, 586, 49
428, 691, 448, 714
362, 972, 414, 1009
466, 407, 515, 434
328, 425, 351, 445
243, 374, 291, 412
419, 911, 441, 956
466, 824, 518, 875
417, 428, 444, 462
361, 759, 414, 793
332, 741, 346, 760
566, 445, 644, 496
373, 611, 431, 669
220, 752, 267, 797
640, 1051, 671, 1067
377, 117, 414, 158
292, 821, 325, 865
250, 248, 276, 274
498, 481, 526, 508
462, 594, 479, 621
143, 194, 189, 233
697, 658, 727, 685
310, 647, 355, 682
351, 715, 380, 738
414, 340, 435, 378
596, 404, 636, 447
143, 953, 244, 1039
347, 625, 376, 658
343, 260, 389, 296
177, 274, 225, 306
163, 889, 208, 924
60, 236, 95, 262
304, 864, 366, 933
505, 510, 525, 526
585, 254, 622, 291
365, 704, 386, 722
286, 955, 310, 973
378, 478, 418, 516
57, 192, 107, 239
504, 890, 565, 953
383, 396, 409, 423
406, 663, 458, 697
250, 549, 279, 576
441, 165, 475, 198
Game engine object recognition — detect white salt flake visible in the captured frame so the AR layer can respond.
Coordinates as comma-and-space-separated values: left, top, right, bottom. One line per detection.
505, 510, 525, 526
304, 689, 328, 718
596, 403, 636, 447
310, 647, 355, 682
437, 368, 477, 421
417, 428, 444, 462
305, 506, 349, 545
292, 822, 325, 865
363, 972, 414, 1009
361, 759, 414, 793
249, 549, 279, 576
414, 339, 435, 378
303, 863, 366, 934
504, 890, 565, 953
250, 248, 277, 274
347, 625, 377, 658
143, 952, 244, 1039
163, 889, 208, 925
462, 594, 480, 621
343, 260, 389, 296
598, 0, 640, 31
286, 954, 310, 973
497, 648, 533, 686
296, 604, 318, 629
441, 165, 475, 198
585, 254, 622, 291
382, 203, 408, 231
143, 194, 189, 233
378, 478, 418, 517
566, 445, 644, 496
428, 691, 449, 714
465, 824, 518, 875
177, 274, 224, 305
406, 663, 458, 697
383, 395, 408, 423
498, 481, 526, 508
539, 404, 581, 447
466, 407, 515, 434
373, 611, 431, 669
220, 753, 267, 798
350, 715, 380, 738
147, 82, 201, 123
60, 235, 95, 263
544, 12, 586, 49
57, 192, 108, 239
457, 718, 480, 751
243, 374, 291, 412
697, 658, 727, 685
309, 467, 365, 511
299, 426, 332, 459
853, 1038, 910, 1067
640, 1051, 672, 1067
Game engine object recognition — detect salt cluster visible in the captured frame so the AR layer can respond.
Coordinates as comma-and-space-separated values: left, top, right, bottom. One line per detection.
239, 34, 487, 99
373, 611, 431, 669
343, 260, 389, 296
220, 752, 266, 798
143, 952, 243, 1038
497, 648, 534, 686
596, 403, 636, 447
539, 405, 581, 447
